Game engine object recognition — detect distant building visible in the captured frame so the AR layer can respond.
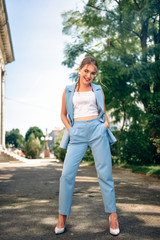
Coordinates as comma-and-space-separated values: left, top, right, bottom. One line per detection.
48, 130, 55, 151
48, 129, 60, 150
0, 0, 14, 148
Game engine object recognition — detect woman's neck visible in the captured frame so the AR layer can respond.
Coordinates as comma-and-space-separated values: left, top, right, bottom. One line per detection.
76, 82, 92, 92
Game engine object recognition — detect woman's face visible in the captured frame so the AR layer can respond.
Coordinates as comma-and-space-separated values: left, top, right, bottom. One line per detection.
79, 64, 97, 85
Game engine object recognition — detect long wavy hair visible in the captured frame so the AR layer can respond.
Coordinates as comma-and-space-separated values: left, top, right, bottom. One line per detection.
77, 56, 98, 92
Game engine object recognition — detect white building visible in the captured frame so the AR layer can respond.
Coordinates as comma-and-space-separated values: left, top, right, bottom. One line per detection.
0, 0, 14, 147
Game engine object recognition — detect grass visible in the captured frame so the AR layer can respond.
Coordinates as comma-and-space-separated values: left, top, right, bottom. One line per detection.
81, 160, 160, 177
120, 164, 160, 177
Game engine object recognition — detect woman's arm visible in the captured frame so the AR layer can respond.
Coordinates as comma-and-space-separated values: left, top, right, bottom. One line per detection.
61, 90, 72, 131
102, 90, 109, 128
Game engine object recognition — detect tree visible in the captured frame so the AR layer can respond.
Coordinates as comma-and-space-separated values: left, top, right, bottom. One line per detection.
25, 126, 44, 143
53, 129, 66, 161
61, 0, 160, 163
23, 133, 42, 159
5, 129, 24, 149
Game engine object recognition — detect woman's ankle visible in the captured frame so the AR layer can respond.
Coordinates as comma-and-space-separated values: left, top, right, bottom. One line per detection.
109, 212, 119, 229
110, 212, 117, 217
57, 214, 67, 228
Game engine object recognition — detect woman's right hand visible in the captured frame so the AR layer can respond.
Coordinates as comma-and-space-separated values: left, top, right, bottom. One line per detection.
68, 126, 72, 131
61, 90, 72, 131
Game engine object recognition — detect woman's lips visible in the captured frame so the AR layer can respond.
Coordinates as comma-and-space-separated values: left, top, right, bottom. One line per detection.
84, 77, 90, 82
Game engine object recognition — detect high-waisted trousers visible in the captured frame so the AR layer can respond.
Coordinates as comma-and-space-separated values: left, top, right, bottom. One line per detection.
59, 118, 116, 215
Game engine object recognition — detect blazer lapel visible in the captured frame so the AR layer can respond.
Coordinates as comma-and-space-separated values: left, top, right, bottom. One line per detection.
91, 83, 105, 119
65, 82, 76, 125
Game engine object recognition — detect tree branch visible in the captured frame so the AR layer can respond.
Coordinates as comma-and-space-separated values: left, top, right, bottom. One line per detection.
86, 3, 107, 12
124, 26, 141, 38
120, 102, 126, 132
83, 1, 117, 17
114, 0, 120, 5
133, 0, 140, 10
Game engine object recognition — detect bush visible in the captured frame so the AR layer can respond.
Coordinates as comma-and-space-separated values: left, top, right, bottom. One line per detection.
25, 126, 44, 143
82, 147, 94, 163
5, 128, 24, 149
53, 129, 66, 161
113, 124, 156, 165
23, 133, 42, 159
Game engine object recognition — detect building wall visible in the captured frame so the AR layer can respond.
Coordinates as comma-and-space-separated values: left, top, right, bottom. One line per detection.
0, 0, 14, 147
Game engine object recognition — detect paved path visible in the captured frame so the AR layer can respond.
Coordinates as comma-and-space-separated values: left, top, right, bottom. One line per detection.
0, 160, 160, 240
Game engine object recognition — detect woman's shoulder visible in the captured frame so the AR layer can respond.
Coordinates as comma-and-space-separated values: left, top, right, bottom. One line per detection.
65, 82, 76, 92
91, 83, 102, 91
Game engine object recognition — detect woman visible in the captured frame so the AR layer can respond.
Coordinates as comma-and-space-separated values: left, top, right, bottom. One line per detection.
55, 57, 120, 236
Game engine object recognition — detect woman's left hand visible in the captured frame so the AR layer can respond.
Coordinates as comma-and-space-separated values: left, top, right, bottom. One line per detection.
104, 121, 109, 128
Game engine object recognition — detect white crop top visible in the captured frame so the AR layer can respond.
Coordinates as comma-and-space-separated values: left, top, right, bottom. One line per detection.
73, 91, 99, 118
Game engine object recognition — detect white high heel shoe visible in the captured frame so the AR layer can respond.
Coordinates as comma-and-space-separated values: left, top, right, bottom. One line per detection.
109, 215, 120, 236
55, 226, 65, 234
55, 215, 68, 235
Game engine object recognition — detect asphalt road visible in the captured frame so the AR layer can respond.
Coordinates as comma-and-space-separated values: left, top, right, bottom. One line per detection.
0, 159, 160, 240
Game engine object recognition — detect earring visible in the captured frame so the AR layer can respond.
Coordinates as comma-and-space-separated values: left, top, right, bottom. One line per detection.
79, 72, 81, 75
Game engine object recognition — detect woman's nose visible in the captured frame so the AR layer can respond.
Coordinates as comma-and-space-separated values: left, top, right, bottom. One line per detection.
87, 72, 91, 79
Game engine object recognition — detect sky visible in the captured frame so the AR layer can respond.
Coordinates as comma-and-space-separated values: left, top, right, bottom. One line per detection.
5, 0, 85, 137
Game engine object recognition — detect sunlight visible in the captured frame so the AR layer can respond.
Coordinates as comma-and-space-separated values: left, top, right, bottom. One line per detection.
117, 203, 160, 227
76, 176, 98, 182
0, 174, 13, 180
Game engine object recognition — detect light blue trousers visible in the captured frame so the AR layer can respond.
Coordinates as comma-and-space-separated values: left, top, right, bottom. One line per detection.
59, 118, 116, 215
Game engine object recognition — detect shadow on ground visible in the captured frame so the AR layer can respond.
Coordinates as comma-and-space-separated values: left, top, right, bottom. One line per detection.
0, 162, 160, 240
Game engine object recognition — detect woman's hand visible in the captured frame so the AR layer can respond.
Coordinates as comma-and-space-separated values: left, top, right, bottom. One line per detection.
67, 126, 72, 131
102, 90, 109, 129
61, 90, 72, 131
104, 121, 109, 128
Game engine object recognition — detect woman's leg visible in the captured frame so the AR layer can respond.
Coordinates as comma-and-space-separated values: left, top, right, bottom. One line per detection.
89, 123, 119, 230
59, 142, 88, 216
56, 214, 67, 229
90, 127, 116, 213
109, 212, 119, 229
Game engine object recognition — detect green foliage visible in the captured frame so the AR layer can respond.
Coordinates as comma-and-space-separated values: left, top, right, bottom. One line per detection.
5, 128, 24, 149
82, 148, 94, 162
121, 164, 160, 176
23, 133, 42, 159
25, 126, 44, 143
60, 0, 160, 164
113, 124, 157, 165
53, 129, 66, 161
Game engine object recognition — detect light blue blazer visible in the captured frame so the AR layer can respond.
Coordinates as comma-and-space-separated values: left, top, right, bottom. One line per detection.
60, 82, 117, 149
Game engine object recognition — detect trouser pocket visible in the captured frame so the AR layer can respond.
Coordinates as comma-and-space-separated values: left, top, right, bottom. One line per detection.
100, 123, 108, 135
